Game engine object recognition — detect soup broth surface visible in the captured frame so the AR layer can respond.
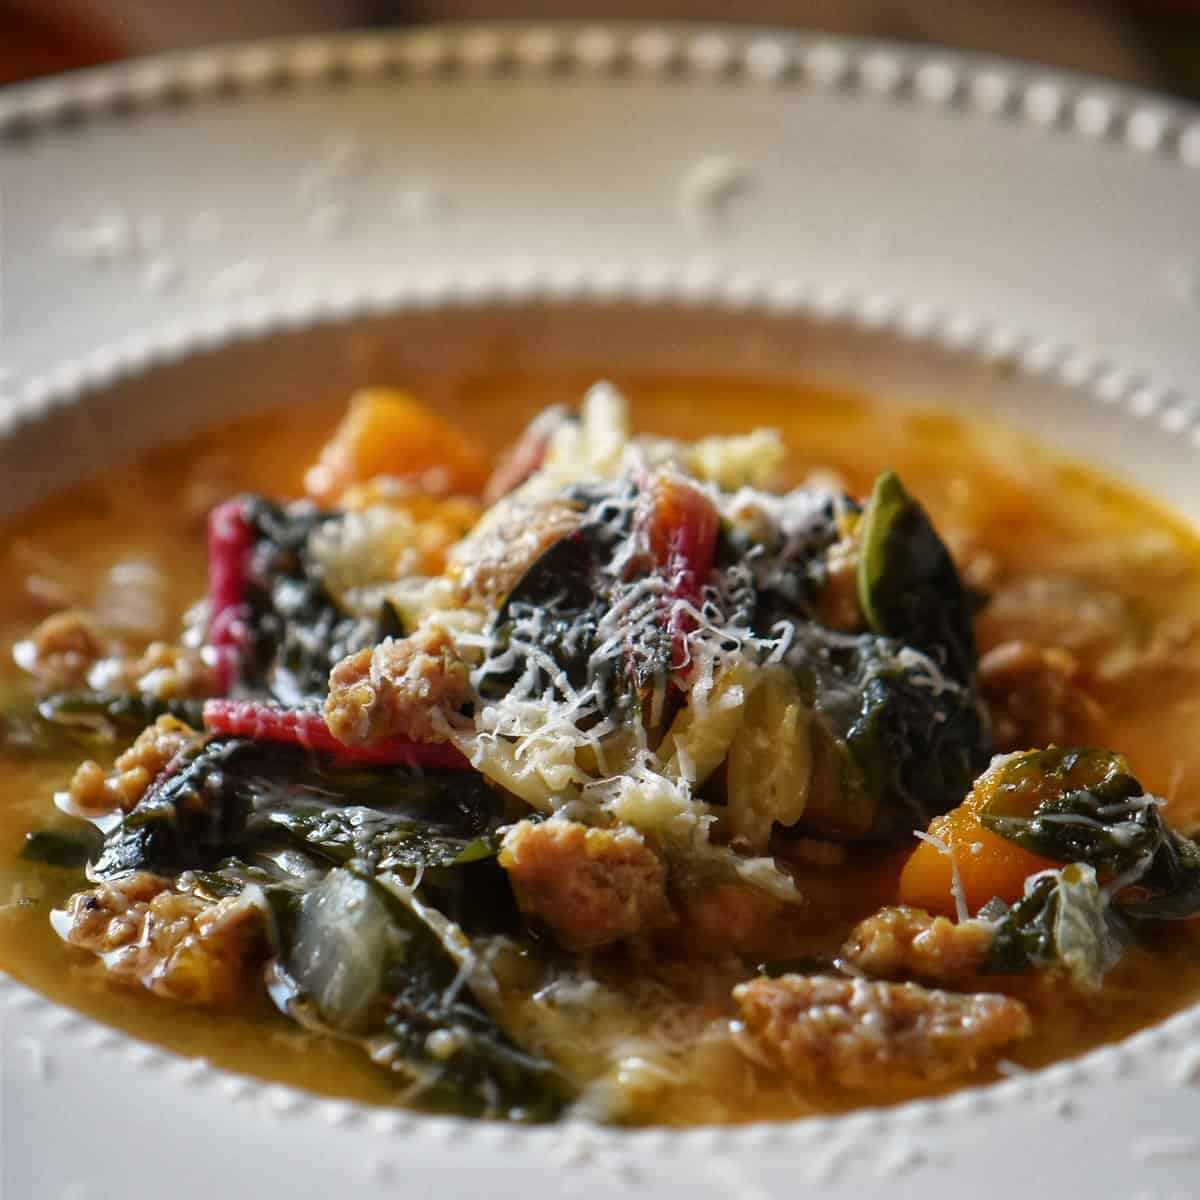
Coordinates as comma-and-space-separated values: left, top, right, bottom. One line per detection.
3, 372, 1200, 1124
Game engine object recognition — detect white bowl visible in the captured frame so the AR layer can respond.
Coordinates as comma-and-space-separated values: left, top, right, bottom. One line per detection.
2, 24, 1200, 1198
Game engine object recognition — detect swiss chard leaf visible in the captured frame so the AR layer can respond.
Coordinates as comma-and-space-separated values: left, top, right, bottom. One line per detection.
857, 471, 976, 683
93, 738, 509, 881
273, 869, 567, 1122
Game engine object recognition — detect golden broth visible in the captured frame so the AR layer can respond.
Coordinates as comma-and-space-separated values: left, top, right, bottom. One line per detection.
2, 372, 1200, 1124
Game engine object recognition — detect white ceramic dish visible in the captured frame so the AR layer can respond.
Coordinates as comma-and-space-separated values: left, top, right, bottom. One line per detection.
2, 23, 1200, 1199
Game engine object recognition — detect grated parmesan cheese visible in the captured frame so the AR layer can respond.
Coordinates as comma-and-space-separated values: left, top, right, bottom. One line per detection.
912, 829, 971, 923
332, 383, 982, 912
685, 428, 787, 491
308, 504, 423, 601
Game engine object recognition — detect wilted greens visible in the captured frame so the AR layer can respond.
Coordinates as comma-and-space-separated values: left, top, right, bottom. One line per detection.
21, 380, 1199, 1130
984, 863, 1127, 989
857, 471, 976, 684
798, 630, 989, 839
973, 748, 1200, 987
272, 869, 567, 1120
57, 734, 562, 1119
92, 738, 511, 881
980, 747, 1200, 921
1, 690, 206, 756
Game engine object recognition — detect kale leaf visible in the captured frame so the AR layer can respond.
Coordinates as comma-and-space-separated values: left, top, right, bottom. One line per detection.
985, 863, 1127, 989
794, 630, 989, 840
92, 739, 258, 877
756, 956, 838, 978
713, 493, 846, 636
378, 892, 567, 1121
1122, 832, 1200, 920
979, 747, 1156, 874
979, 747, 1200, 922
259, 790, 504, 873
857, 471, 976, 683
480, 484, 651, 720
235, 497, 379, 705
483, 528, 612, 707
37, 690, 208, 736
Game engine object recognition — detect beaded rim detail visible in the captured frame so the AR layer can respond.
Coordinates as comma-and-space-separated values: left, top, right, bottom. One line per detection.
1, 23, 1200, 173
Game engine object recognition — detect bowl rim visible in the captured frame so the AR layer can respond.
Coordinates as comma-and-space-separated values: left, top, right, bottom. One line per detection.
2, 21, 1198, 441
6, 279, 1199, 1148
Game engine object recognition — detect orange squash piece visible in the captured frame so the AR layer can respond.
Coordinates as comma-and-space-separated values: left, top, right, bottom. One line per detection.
898, 757, 1059, 918
305, 389, 491, 504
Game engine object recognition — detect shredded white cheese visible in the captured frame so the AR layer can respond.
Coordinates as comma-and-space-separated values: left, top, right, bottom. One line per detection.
912, 829, 971, 923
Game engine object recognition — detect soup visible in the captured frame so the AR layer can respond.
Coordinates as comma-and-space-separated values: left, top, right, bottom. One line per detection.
3, 372, 1200, 1126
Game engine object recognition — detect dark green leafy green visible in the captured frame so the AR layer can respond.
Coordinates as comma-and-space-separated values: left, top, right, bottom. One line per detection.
985, 863, 1127, 988
254, 793, 520, 937
979, 747, 1200, 921
1, 690, 205, 757
857, 471, 976, 683
92, 739, 257, 878
79, 736, 555, 1117
260, 798, 503, 872
986, 874, 1060, 974
380, 965, 565, 1120
379, 890, 567, 1121
376, 599, 406, 642
236, 497, 394, 705
795, 630, 989, 840
756, 956, 837, 978
711, 494, 845, 635
1122, 833, 1200, 920
479, 488, 648, 720
980, 748, 1155, 874
38, 690, 207, 737
0, 705, 76, 756
92, 737, 510, 880
22, 826, 103, 869
273, 868, 567, 1121
493, 527, 598, 630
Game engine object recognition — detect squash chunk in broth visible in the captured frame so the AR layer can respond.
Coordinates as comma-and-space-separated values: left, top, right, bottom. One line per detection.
3, 372, 1200, 1127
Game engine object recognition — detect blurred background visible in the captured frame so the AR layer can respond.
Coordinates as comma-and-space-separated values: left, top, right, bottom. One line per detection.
1, 0, 1199, 95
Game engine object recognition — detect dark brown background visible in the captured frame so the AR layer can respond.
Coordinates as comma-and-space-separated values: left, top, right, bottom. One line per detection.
2, 1, 1199, 96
